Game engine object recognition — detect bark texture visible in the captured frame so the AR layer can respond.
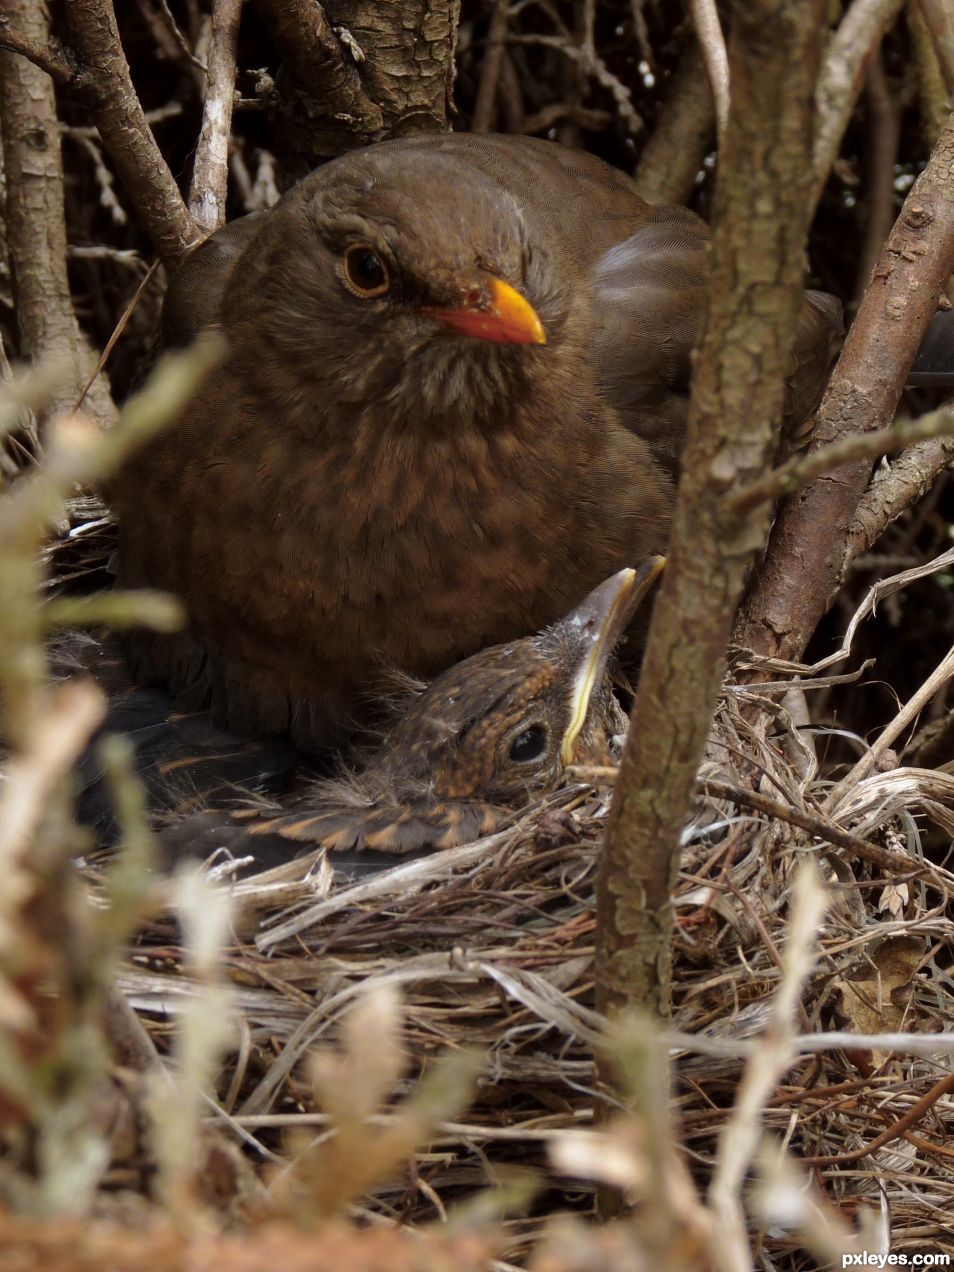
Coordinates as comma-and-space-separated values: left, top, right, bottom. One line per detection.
738, 111, 954, 663
595, 0, 827, 1022
256, 0, 461, 171
62, 0, 201, 268
0, 0, 115, 426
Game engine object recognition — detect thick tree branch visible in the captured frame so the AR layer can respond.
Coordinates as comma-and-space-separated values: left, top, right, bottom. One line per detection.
595, 0, 827, 1024
252, 0, 460, 168
62, 0, 201, 268
737, 111, 954, 663
253, 0, 384, 145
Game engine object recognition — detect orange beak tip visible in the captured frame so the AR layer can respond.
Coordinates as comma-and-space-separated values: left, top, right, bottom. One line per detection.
426, 278, 546, 346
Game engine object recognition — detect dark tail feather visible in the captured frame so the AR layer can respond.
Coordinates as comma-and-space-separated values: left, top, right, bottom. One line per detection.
76, 682, 299, 841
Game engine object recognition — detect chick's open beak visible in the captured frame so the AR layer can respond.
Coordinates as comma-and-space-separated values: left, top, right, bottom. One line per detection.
425, 277, 547, 346
559, 556, 666, 767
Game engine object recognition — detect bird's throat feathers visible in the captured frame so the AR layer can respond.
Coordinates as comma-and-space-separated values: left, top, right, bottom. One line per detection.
235, 310, 557, 442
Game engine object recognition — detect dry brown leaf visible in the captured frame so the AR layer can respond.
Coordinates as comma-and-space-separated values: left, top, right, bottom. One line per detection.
834, 936, 924, 1072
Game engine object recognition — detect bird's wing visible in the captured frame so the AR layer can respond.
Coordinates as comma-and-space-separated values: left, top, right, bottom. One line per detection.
780, 290, 843, 455
593, 215, 844, 468
592, 205, 708, 474
161, 211, 269, 347
159, 799, 507, 878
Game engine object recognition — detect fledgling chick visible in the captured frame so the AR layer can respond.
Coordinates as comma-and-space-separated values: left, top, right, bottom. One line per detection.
162, 560, 664, 874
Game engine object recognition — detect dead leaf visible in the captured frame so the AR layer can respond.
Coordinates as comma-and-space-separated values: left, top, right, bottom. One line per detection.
833, 936, 924, 1073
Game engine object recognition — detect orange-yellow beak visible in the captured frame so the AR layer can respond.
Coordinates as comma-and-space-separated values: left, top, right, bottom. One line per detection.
425, 277, 547, 346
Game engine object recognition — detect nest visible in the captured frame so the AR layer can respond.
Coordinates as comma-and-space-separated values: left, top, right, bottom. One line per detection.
0, 495, 930, 1265
71, 546, 954, 1266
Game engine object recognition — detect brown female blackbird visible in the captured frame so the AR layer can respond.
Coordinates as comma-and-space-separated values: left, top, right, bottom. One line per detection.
163, 560, 662, 873
112, 133, 843, 753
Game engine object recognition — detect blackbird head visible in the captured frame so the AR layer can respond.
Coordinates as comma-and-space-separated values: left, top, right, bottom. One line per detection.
221, 143, 561, 424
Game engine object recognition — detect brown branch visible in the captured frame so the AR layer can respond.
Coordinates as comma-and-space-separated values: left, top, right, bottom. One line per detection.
845, 434, 954, 562
688, 0, 729, 140
0, 0, 116, 430
61, 0, 201, 268
472, 0, 510, 133
907, 2, 950, 147
811, 0, 905, 215
728, 405, 954, 513
0, 17, 77, 84
856, 51, 901, 298
578, 766, 949, 887
700, 780, 947, 887
595, 0, 827, 1025
634, 41, 715, 206
188, 0, 242, 232
737, 111, 954, 663
802, 1071, 954, 1166
252, 0, 459, 167
253, 0, 373, 106
253, 0, 383, 149
916, 0, 954, 92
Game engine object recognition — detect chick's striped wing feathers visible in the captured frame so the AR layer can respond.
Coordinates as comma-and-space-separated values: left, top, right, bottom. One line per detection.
159, 799, 507, 877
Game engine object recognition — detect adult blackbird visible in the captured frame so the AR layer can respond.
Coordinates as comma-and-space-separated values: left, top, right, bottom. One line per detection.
162, 561, 661, 873
113, 133, 843, 752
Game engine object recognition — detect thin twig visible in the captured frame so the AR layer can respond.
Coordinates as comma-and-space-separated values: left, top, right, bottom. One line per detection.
811, 0, 906, 215
572, 766, 951, 889
189, 0, 241, 232
826, 643, 954, 807
75, 260, 161, 411
802, 1071, 954, 1165
472, 0, 510, 133
728, 406, 954, 513
846, 434, 954, 565
701, 779, 943, 884
0, 19, 77, 84
688, 0, 729, 139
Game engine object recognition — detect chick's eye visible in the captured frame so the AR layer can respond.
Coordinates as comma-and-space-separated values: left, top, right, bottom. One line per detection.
343, 245, 389, 297
509, 724, 548, 764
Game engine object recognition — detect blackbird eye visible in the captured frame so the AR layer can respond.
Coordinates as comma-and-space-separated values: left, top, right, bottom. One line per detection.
342, 244, 390, 298
508, 724, 548, 764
